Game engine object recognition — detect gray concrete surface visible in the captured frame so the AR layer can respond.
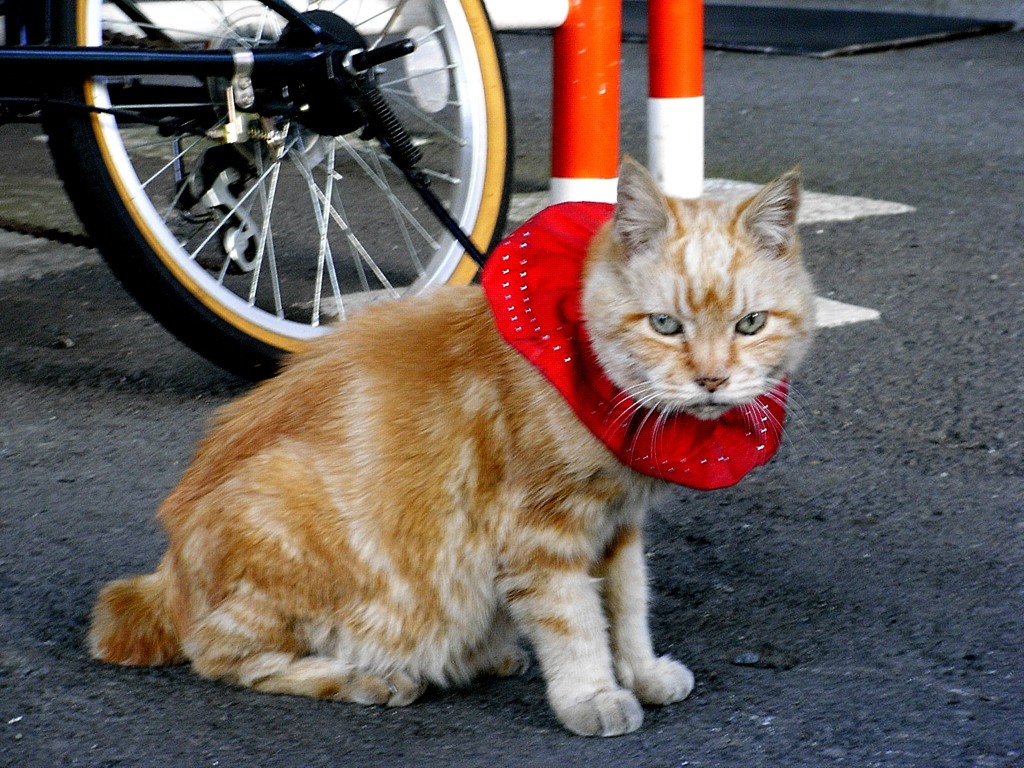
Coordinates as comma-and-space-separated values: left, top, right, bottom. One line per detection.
1, 25, 1022, 768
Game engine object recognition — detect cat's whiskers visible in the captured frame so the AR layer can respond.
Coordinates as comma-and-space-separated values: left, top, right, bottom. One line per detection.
600, 382, 672, 463
762, 379, 833, 462
737, 379, 832, 463
648, 409, 673, 472
742, 400, 784, 445
626, 403, 663, 466
606, 384, 663, 434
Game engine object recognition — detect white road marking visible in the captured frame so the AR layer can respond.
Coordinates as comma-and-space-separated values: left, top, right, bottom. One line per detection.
814, 297, 881, 328
508, 180, 915, 227
702, 178, 915, 223
508, 180, 911, 328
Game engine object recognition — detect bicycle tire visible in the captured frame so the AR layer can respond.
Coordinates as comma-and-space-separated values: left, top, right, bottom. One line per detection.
45, 0, 512, 378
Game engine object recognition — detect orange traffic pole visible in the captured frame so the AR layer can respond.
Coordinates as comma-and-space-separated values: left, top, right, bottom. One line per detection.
550, 0, 621, 203
647, 0, 704, 198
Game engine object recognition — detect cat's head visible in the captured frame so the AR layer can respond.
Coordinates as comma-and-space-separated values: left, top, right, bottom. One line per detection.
582, 158, 816, 420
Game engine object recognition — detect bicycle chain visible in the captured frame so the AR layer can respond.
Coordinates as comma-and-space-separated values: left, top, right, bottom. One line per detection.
103, 31, 177, 50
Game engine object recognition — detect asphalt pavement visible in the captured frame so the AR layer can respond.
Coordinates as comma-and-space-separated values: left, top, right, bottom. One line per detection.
1, 26, 1022, 768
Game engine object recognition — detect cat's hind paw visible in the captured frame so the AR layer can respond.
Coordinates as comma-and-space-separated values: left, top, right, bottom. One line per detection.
555, 688, 644, 737
248, 659, 425, 708
330, 670, 426, 707
490, 645, 530, 678
628, 656, 694, 706
382, 671, 428, 707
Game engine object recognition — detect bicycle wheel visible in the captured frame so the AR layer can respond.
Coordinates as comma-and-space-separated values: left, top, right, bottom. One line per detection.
46, 0, 511, 378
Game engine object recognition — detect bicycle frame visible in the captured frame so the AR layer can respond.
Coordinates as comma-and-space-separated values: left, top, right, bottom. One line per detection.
0, 0, 354, 99
0, 0, 705, 200
1, 0, 515, 263
0, 0, 51, 46
0, 0, 568, 90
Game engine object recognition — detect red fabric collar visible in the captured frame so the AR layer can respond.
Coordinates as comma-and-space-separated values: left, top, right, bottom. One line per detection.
481, 202, 787, 490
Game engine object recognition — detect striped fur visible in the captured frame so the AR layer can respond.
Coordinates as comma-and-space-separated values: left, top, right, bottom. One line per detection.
89, 160, 814, 737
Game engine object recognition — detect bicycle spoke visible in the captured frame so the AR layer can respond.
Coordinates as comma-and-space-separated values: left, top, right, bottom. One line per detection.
305, 155, 403, 300
192, 4, 255, 47
287, 138, 346, 324
415, 166, 460, 185
248, 150, 285, 316
361, 0, 410, 46
337, 135, 440, 249
139, 134, 206, 192
69, 0, 504, 366
381, 88, 464, 144
109, 0, 172, 43
312, 143, 342, 325
367, 147, 423, 276
251, 145, 286, 317
319, 182, 402, 301
378, 63, 457, 91
186, 149, 288, 261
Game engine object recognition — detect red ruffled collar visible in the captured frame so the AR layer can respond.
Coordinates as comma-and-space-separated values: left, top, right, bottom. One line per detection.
481, 202, 787, 490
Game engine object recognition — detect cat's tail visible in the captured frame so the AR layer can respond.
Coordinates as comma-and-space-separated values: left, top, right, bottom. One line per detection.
88, 567, 184, 667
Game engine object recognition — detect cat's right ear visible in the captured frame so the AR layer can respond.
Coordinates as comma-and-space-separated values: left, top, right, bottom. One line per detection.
613, 157, 672, 254
737, 167, 802, 260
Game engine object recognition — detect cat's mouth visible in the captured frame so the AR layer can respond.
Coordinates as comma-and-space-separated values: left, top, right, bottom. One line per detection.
642, 384, 758, 422
647, 391, 741, 421
687, 391, 766, 421
688, 402, 734, 421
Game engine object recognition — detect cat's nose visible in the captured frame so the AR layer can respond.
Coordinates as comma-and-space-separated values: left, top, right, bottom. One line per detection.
695, 376, 730, 393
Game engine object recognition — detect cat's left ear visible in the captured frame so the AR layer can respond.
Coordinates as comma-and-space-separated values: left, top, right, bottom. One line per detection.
613, 156, 672, 254
738, 167, 801, 259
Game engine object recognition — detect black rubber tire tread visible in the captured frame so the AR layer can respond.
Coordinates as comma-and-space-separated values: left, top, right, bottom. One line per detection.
43, 0, 512, 379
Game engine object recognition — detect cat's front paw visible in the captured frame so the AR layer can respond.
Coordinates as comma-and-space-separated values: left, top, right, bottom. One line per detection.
555, 688, 644, 737
628, 656, 694, 706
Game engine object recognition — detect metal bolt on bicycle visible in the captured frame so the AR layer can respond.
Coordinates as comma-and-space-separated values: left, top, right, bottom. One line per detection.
0, 0, 512, 377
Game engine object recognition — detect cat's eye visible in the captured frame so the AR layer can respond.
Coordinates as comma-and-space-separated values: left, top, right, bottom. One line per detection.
735, 312, 768, 336
649, 313, 683, 336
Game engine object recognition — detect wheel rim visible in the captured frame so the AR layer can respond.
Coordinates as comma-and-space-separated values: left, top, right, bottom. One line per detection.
79, 0, 504, 350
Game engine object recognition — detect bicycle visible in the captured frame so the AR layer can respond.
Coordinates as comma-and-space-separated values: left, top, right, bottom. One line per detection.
0, 0, 515, 377
0, 0, 705, 378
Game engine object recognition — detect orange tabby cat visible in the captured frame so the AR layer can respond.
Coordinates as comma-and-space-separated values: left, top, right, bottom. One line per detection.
88, 159, 815, 736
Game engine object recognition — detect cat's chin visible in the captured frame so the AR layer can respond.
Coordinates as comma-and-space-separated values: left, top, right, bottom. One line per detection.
685, 403, 735, 421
